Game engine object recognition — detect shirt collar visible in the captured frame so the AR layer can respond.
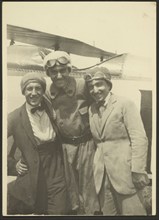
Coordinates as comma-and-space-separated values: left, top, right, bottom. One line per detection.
50, 76, 76, 99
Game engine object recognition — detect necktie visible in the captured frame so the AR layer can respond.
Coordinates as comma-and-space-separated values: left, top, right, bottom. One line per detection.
97, 100, 105, 108
31, 105, 45, 114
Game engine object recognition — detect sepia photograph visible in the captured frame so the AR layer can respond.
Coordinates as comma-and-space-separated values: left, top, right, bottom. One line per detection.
2, 1, 156, 216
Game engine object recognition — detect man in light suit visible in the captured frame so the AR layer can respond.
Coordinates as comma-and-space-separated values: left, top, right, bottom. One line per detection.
7, 72, 67, 215
84, 67, 150, 215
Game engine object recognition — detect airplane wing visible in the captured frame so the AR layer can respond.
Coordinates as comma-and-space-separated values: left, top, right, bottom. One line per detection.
7, 45, 44, 75
7, 24, 116, 59
6, 44, 125, 77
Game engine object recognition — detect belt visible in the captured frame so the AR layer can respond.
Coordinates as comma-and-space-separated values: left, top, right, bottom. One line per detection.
61, 130, 92, 145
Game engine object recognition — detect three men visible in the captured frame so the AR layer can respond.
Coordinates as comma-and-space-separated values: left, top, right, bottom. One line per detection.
8, 53, 150, 216
7, 73, 67, 214
85, 67, 150, 215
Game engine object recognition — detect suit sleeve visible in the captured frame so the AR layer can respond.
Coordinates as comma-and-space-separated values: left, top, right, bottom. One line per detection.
7, 111, 17, 137
122, 99, 148, 174
7, 112, 18, 176
8, 141, 18, 176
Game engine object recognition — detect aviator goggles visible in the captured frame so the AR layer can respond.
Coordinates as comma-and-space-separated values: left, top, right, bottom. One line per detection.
84, 71, 111, 82
45, 56, 70, 69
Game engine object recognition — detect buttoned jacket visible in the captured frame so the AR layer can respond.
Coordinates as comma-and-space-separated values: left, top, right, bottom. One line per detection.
89, 94, 148, 195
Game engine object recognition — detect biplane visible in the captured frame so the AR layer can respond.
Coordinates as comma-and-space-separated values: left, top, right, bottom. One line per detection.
6, 24, 153, 177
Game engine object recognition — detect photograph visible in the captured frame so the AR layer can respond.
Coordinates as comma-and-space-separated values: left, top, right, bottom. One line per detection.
2, 1, 156, 216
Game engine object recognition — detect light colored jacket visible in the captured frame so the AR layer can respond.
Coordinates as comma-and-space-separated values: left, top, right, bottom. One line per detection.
89, 94, 148, 195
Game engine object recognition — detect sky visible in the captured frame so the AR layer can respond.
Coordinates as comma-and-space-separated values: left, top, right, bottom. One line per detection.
3, 2, 156, 67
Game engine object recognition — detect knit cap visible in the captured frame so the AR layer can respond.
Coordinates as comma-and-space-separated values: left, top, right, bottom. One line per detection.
20, 72, 46, 94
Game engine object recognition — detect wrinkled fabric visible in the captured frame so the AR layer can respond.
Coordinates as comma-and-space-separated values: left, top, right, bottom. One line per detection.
35, 143, 67, 215
7, 98, 67, 215
45, 77, 100, 214
89, 94, 148, 215
90, 94, 148, 195
63, 139, 100, 214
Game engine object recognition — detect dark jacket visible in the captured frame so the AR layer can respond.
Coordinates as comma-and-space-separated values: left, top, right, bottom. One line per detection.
7, 97, 60, 209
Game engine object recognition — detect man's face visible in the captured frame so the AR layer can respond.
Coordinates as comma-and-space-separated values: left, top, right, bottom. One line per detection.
87, 79, 110, 102
24, 82, 44, 107
47, 65, 69, 88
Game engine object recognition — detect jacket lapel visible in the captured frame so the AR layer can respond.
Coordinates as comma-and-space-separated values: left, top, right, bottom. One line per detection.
101, 94, 117, 133
20, 104, 37, 148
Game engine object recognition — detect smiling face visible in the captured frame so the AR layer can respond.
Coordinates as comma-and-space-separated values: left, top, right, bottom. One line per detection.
47, 65, 70, 88
87, 79, 111, 102
24, 82, 44, 107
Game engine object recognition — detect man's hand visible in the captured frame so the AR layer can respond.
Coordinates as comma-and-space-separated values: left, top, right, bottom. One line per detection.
16, 159, 28, 176
132, 172, 150, 189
